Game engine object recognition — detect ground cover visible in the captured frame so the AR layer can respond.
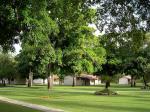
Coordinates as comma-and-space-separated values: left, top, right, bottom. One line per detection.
0, 84, 150, 112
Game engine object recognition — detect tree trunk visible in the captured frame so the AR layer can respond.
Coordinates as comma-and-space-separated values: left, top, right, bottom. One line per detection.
48, 76, 50, 89
133, 80, 136, 87
8, 78, 11, 85
72, 75, 76, 87
43, 79, 44, 84
28, 69, 33, 87
2, 79, 6, 87
130, 75, 135, 87
105, 81, 110, 89
142, 75, 148, 87
59, 79, 63, 85
47, 75, 53, 90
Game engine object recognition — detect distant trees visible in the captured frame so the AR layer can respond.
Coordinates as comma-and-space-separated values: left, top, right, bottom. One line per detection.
14, 0, 106, 88
91, 0, 150, 90
0, 0, 28, 51
0, 0, 150, 92
89, 0, 150, 33
0, 53, 17, 86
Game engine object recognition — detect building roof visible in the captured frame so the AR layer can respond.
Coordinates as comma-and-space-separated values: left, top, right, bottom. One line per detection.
53, 75, 59, 80
121, 75, 131, 79
78, 74, 98, 80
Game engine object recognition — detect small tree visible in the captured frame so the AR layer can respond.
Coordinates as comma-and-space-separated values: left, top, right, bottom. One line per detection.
0, 53, 17, 86
101, 57, 122, 89
63, 29, 106, 86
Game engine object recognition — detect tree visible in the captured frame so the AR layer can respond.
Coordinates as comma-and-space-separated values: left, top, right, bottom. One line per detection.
137, 35, 150, 88
17, 0, 58, 88
0, 0, 28, 51
63, 28, 106, 86
98, 33, 123, 89
0, 53, 17, 86
48, 0, 106, 86
143, 63, 150, 88
88, 0, 150, 33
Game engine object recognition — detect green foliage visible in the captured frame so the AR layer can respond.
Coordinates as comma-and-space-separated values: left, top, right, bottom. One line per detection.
89, 1, 149, 85
17, 0, 58, 78
89, 0, 150, 32
95, 88, 117, 95
48, 0, 106, 76
99, 33, 123, 84
0, 53, 17, 80
144, 64, 150, 83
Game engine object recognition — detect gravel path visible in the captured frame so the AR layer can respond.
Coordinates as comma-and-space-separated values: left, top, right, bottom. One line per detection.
0, 96, 63, 112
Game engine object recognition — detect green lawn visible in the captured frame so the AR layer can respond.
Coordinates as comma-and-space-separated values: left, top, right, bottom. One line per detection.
0, 84, 150, 112
0, 101, 42, 112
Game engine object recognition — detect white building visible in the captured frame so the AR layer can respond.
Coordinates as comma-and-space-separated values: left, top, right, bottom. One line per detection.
33, 75, 59, 85
64, 74, 101, 86
119, 75, 131, 84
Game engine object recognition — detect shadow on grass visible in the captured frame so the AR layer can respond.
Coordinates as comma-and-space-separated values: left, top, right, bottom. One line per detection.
31, 98, 150, 112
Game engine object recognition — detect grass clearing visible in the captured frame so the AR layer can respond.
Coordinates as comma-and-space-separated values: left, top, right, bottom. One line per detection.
0, 100, 42, 112
0, 84, 150, 112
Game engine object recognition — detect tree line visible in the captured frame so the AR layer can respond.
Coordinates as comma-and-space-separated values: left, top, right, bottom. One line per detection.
0, 0, 150, 90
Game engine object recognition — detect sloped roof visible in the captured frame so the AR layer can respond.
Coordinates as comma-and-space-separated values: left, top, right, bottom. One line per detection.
53, 75, 59, 80
78, 74, 99, 80
121, 75, 131, 79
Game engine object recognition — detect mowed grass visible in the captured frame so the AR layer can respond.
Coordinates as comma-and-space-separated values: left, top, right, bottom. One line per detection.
0, 101, 42, 112
0, 84, 150, 112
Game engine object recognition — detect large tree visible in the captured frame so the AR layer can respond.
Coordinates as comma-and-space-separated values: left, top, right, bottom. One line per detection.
87, 0, 149, 89
48, 0, 106, 86
0, 0, 28, 51
88, 0, 150, 33
17, 0, 58, 88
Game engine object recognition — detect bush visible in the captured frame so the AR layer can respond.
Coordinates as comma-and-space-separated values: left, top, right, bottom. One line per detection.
94, 89, 118, 95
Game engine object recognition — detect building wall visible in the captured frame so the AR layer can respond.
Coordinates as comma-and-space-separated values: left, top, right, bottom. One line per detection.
64, 76, 101, 86
64, 76, 73, 85
33, 79, 47, 84
119, 78, 129, 84
15, 78, 26, 85
90, 79, 101, 85
53, 79, 59, 85
64, 76, 90, 86
33, 78, 59, 85
76, 78, 83, 86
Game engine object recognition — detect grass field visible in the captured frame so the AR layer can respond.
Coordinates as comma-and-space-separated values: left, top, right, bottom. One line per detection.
0, 84, 150, 112
0, 100, 42, 112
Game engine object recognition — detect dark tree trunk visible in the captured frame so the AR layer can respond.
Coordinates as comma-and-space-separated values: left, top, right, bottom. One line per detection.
105, 81, 110, 89
8, 79, 11, 85
72, 75, 76, 87
4, 80, 6, 86
48, 76, 50, 89
133, 80, 136, 87
43, 79, 45, 84
133, 81, 136, 87
130, 75, 136, 87
2, 79, 6, 87
142, 75, 148, 87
